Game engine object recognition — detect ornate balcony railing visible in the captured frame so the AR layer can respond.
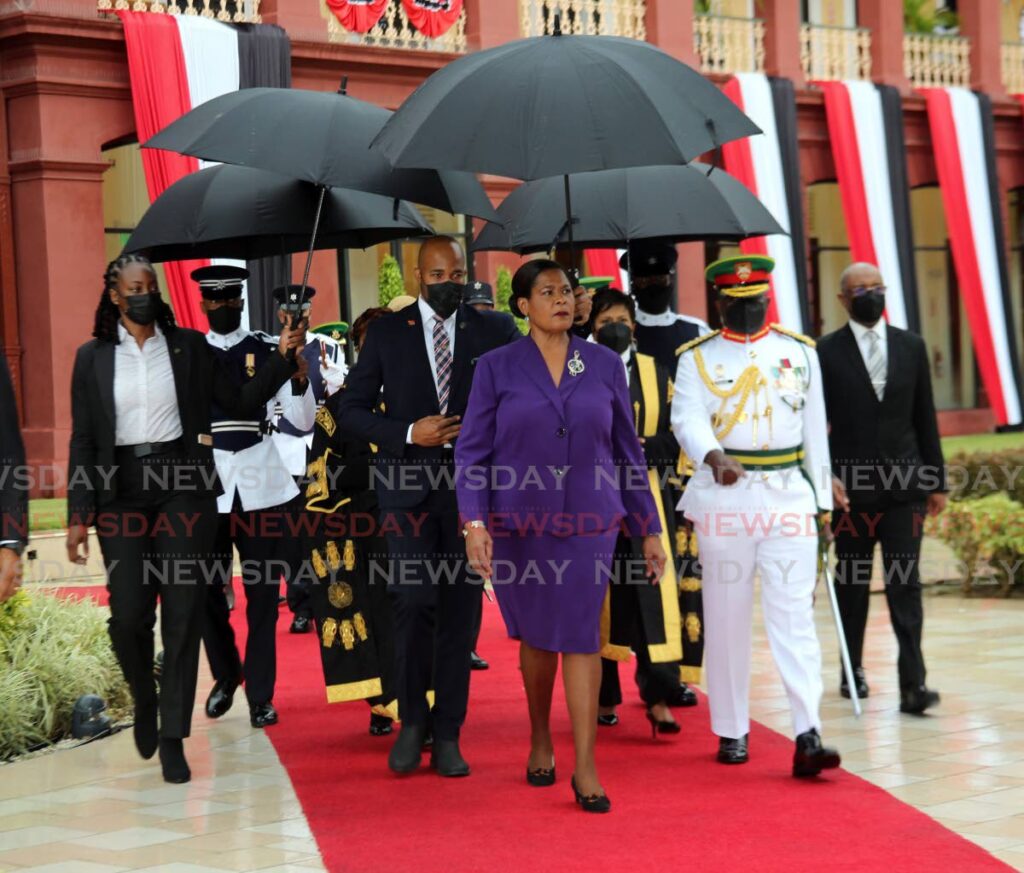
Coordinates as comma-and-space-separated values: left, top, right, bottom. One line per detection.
97, 0, 261, 22
800, 23, 871, 81
519, 0, 647, 40
903, 32, 971, 88
694, 14, 765, 76
323, 0, 467, 53
1002, 42, 1024, 96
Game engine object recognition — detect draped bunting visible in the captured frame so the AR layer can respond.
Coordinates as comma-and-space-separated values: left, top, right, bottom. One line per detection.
117, 12, 291, 332
325, 0, 390, 34
815, 80, 919, 332
921, 87, 1023, 426
721, 74, 809, 333
401, 0, 463, 38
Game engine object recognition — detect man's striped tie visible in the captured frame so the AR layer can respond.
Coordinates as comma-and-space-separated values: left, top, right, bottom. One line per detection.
866, 329, 885, 401
433, 315, 452, 414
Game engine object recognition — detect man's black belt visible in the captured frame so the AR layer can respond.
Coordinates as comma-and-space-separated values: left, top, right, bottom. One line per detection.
118, 438, 183, 459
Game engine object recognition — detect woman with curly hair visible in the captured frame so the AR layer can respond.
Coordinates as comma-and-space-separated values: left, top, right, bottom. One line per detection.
66, 254, 304, 783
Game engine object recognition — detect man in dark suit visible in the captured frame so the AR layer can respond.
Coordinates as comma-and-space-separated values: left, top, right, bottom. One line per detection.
336, 236, 519, 776
0, 357, 27, 603
818, 262, 946, 716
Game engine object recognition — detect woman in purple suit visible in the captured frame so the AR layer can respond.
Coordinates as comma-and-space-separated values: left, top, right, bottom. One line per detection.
455, 260, 666, 813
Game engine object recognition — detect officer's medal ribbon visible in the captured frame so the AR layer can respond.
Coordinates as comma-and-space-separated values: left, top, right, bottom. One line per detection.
771, 357, 807, 411
245, 353, 256, 378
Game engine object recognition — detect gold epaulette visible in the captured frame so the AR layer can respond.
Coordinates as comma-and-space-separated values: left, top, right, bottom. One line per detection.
770, 323, 816, 348
676, 330, 720, 357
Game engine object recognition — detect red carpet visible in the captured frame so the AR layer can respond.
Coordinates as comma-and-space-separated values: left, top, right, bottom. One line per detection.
59, 586, 1010, 872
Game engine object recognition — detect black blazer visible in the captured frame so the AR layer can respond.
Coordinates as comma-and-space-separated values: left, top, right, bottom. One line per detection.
336, 302, 521, 509
0, 357, 27, 546
68, 326, 295, 524
818, 323, 945, 507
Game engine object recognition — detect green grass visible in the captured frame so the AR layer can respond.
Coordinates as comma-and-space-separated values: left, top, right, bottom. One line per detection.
29, 498, 67, 533
942, 431, 1024, 456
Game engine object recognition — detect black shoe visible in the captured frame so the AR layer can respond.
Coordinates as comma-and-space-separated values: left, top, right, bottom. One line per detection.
900, 686, 940, 715
668, 683, 698, 708
840, 667, 869, 699
158, 738, 190, 784
470, 651, 489, 671
717, 735, 749, 764
597, 712, 619, 727
571, 775, 610, 813
388, 725, 425, 774
205, 678, 239, 719
250, 702, 278, 728
430, 739, 471, 777
289, 614, 312, 634
369, 713, 394, 737
792, 729, 841, 778
422, 728, 434, 748
526, 758, 556, 787
133, 701, 158, 760
645, 709, 681, 739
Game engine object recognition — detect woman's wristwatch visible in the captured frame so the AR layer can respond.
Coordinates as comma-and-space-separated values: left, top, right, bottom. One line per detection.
462, 520, 486, 538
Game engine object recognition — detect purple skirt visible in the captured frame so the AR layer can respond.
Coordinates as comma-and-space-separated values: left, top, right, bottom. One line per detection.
489, 527, 618, 654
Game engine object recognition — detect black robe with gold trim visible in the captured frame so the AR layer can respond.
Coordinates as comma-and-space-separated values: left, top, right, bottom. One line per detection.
304, 394, 397, 717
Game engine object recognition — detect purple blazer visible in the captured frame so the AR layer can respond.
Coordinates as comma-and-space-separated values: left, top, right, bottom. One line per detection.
455, 334, 659, 538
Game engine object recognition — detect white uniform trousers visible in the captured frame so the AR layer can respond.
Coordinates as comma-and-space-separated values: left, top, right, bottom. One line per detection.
693, 477, 824, 740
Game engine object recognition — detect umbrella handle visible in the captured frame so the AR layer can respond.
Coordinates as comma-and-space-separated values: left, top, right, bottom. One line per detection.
290, 184, 328, 361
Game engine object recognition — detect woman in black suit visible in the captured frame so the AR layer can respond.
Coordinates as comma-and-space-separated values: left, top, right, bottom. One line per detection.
66, 254, 302, 783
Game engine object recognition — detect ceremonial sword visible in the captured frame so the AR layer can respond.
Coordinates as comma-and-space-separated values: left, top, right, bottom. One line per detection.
820, 543, 862, 718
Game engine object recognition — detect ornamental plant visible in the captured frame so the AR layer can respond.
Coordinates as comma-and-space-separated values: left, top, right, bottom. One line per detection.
377, 255, 405, 308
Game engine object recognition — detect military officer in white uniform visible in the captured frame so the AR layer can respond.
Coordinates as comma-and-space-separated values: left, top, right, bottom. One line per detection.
670, 255, 841, 779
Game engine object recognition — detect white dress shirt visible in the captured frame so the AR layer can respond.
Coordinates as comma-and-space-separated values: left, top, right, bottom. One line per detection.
405, 295, 458, 445
205, 327, 315, 513
113, 322, 183, 446
849, 317, 888, 397
635, 308, 712, 335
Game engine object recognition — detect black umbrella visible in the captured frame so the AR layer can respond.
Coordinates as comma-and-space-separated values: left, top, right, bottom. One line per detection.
123, 164, 434, 263
472, 163, 784, 254
371, 21, 759, 271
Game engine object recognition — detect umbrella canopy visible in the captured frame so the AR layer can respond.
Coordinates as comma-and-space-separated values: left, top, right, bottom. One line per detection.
123, 164, 434, 263
145, 86, 499, 222
472, 163, 785, 254
371, 33, 760, 180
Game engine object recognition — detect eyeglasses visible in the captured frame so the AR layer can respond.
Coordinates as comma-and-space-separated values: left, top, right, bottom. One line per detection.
848, 284, 886, 298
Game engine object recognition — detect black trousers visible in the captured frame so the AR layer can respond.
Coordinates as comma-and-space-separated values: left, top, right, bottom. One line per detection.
281, 488, 313, 619
384, 488, 479, 741
833, 501, 928, 691
202, 502, 284, 706
97, 449, 217, 739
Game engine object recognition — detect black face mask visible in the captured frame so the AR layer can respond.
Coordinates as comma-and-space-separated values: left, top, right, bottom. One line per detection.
207, 305, 243, 335
850, 290, 886, 325
422, 281, 463, 320
632, 284, 673, 315
723, 298, 769, 335
123, 292, 161, 327
596, 322, 633, 354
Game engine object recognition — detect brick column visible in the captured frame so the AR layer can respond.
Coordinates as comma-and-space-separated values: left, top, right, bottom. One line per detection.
259, 0, 331, 43
646, 0, 697, 66
464, 0, 521, 51
858, 0, 910, 93
676, 243, 708, 322
761, 0, 804, 87
960, 0, 1007, 101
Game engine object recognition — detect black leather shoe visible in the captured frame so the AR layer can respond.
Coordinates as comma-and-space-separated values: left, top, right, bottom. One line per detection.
526, 758, 556, 787
205, 678, 238, 719
159, 738, 191, 784
289, 614, 312, 634
250, 702, 278, 728
388, 725, 425, 774
840, 667, 870, 699
369, 713, 394, 736
900, 686, 941, 715
431, 739, 471, 777
571, 776, 610, 813
669, 683, 698, 708
597, 713, 619, 727
470, 651, 489, 671
133, 701, 158, 760
793, 729, 841, 778
717, 735, 749, 764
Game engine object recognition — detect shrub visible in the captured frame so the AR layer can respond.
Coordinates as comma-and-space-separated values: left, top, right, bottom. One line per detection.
494, 264, 528, 335
377, 255, 405, 308
927, 492, 1024, 596
945, 449, 1024, 505
0, 590, 130, 760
